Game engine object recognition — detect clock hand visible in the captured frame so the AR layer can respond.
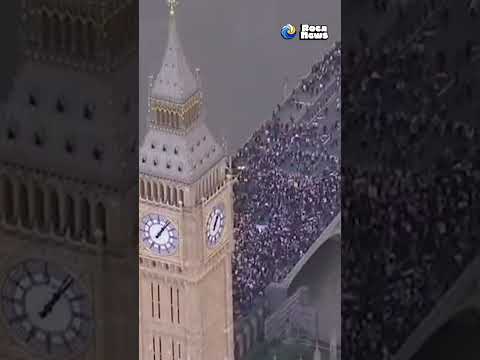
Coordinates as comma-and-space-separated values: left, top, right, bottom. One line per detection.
38, 278, 71, 318
38, 276, 74, 319
155, 222, 170, 239
39, 277, 74, 318
213, 215, 219, 231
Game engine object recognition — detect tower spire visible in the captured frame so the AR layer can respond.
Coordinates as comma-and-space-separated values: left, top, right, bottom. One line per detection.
151, 0, 197, 104
140, 1, 225, 184
167, 0, 179, 15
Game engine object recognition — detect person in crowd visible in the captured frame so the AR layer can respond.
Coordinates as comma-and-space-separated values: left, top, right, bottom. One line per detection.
342, 1, 479, 359
232, 44, 341, 316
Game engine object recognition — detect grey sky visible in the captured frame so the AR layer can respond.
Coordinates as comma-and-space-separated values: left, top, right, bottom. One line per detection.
140, 0, 340, 151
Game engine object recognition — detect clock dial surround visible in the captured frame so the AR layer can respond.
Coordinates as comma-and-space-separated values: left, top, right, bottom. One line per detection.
206, 205, 226, 248
140, 214, 180, 256
0, 259, 94, 358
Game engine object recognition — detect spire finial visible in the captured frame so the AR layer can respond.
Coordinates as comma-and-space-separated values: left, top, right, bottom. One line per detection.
166, 0, 178, 15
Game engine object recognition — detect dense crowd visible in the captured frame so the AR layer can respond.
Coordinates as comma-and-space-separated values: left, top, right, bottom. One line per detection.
231, 44, 341, 316
342, 0, 480, 359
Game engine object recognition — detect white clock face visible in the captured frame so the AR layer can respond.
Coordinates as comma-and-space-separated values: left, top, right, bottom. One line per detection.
1, 259, 93, 358
206, 205, 226, 248
140, 214, 179, 256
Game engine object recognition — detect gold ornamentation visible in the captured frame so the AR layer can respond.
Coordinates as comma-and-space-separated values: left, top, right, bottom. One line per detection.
166, 0, 178, 16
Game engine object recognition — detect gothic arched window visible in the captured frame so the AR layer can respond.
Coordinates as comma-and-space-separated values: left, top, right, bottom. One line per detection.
75, 19, 83, 58
50, 187, 60, 232
159, 183, 165, 202
147, 182, 152, 200
41, 11, 50, 50
153, 182, 159, 202
65, 195, 75, 237
81, 198, 91, 241
2, 176, 14, 223
65, 16, 73, 54
95, 202, 107, 242
34, 185, 45, 230
87, 21, 95, 58
19, 183, 30, 228
53, 14, 61, 51
140, 179, 146, 199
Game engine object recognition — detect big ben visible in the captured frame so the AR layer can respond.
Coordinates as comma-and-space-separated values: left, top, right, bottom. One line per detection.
139, 1, 235, 360
0, 0, 138, 359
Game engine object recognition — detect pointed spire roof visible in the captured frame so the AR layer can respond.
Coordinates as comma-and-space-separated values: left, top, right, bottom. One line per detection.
152, 0, 198, 104
140, 1, 225, 184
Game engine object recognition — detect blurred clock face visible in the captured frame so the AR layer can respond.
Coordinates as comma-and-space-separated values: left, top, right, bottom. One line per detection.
206, 205, 226, 248
0, 259, 93, 358
140, 214, 179, 256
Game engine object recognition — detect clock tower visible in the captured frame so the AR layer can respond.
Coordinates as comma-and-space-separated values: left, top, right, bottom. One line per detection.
0, 0, 138, 359
139, 1, 235, 360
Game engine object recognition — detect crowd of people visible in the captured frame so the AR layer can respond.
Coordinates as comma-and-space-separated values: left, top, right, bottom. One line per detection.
342, 0, 480, 359
231, 44, 341, 316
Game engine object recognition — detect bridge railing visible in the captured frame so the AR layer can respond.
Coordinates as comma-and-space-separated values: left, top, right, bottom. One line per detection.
264, 286, 309, 341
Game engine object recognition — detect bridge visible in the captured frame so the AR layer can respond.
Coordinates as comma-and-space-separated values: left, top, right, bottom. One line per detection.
283, 213, 340, 290
233, 214, 341, 360
394, 254, 480, 360
264, 213, 341, 348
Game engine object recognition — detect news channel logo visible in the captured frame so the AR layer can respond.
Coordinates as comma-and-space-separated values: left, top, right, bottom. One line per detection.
280, 24, 297, 40
281, 24, 329, 40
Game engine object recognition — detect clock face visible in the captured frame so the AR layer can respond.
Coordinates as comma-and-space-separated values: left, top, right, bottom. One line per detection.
206, 205, 226, 248
140, 214, 179, 256
0, 259, 93, 358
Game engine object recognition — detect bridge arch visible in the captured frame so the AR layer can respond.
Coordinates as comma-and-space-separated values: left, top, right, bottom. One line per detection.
394, 255, 480, 360
410, 307, 480, 360
283, 213, 341, 290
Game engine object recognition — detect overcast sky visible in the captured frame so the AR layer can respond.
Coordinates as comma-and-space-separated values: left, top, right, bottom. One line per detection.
140, 0, 340, 151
